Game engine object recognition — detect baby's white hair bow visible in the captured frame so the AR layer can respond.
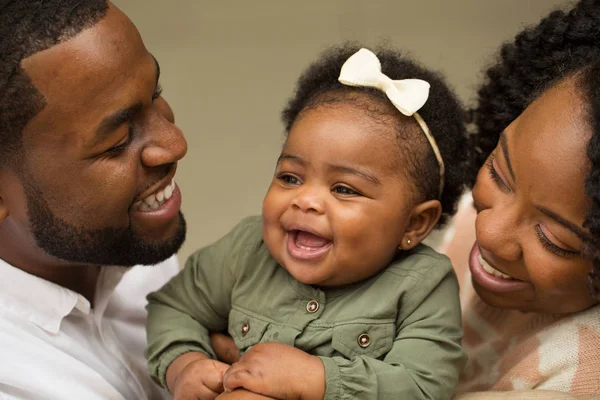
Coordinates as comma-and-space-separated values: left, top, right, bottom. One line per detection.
338, 48, 445, 197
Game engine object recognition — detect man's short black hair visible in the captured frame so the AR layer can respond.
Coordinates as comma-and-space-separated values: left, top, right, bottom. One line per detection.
0, 0, 108, 167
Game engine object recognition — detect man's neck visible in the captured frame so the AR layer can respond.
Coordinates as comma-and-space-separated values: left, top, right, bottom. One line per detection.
0, 236, 101, 304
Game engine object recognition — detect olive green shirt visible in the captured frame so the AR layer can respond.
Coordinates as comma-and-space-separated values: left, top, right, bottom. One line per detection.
146, 216, 465, 399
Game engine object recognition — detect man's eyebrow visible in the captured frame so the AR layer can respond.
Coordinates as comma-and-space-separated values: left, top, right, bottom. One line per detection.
537, 206, 591, 241
499, 131, 516, 182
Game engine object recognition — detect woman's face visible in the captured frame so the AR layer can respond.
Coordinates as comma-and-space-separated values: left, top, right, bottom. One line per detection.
470, 77, 599, 314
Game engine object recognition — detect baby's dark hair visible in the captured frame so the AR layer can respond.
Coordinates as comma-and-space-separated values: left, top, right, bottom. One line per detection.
282, 43, 470, 226
0, 0, 108, 168
470, 0, 600, 297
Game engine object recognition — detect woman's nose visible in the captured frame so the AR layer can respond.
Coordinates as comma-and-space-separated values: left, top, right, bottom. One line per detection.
475, 205, 522, 262
291, 186, 325, 215
141, 110, 187, 168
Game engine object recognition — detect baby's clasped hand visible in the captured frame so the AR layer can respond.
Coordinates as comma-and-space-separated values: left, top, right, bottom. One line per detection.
223, 342, 326, 400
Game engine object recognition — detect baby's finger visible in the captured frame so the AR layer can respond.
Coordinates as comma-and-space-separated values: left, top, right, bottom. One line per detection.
204, 360, 231, 393
222, 363, 254, 393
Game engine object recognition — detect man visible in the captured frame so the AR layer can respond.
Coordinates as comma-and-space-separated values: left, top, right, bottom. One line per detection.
0, 1, 187, 398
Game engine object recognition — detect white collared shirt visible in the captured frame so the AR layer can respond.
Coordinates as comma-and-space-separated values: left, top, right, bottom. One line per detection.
0, 256, 180, 400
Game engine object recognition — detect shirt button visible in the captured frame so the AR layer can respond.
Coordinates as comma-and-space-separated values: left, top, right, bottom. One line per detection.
358, 333, 371, 348
306, 300, 319, 313
241, 323, 250, 336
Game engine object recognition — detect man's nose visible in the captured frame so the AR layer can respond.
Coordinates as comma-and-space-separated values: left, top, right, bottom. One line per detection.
140, 110, 187, 168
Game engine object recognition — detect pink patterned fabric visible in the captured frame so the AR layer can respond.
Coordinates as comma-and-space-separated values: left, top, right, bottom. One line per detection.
443, 197, 600, 395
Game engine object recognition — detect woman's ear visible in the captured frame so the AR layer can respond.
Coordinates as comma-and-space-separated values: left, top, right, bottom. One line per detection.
399, 200, 442, 250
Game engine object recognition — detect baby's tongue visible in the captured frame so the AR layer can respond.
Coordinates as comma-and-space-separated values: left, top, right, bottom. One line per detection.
295, 231, 330, 248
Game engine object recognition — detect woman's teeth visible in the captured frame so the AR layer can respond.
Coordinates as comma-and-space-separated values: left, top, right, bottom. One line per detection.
477, 254, 514, 280
133, 180, 176, 212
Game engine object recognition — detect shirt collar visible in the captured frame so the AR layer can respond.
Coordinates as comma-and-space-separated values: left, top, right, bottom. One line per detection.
0, 258, 127, 334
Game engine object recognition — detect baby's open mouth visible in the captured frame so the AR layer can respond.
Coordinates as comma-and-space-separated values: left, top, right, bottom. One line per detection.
292, 230, 332, 250
287, 230, 333, 260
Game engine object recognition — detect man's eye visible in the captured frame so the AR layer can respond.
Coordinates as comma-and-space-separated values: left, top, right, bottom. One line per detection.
152, 83, 163, 101
105, 134, 133, 155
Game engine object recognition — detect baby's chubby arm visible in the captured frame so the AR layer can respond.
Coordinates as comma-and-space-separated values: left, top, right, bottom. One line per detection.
145, 220, 256, 395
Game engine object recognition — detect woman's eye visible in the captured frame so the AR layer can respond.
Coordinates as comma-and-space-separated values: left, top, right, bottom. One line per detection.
535, 224, 580, 258
486, 153, 510, 193
333, 185, 360, 196
278, 174, 301, 185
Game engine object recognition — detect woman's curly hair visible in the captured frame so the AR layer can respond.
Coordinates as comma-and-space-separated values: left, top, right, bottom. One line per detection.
470, 0, 600, 297
282, 43, 471, 227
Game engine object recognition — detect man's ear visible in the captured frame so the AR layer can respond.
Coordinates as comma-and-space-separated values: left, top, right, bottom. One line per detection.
399, 200, 442, 250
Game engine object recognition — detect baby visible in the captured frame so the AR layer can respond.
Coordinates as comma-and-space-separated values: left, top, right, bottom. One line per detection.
146, 44, 470, 400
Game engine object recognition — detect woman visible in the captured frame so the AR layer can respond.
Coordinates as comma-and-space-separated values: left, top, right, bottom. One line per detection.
444, 0, 600, 395
215, 0, 600, 398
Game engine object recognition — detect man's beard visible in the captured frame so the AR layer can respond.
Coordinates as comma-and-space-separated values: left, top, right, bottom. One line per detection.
24, 180, 186, 267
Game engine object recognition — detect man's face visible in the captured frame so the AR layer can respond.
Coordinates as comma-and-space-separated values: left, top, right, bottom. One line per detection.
0, 3, 188, 268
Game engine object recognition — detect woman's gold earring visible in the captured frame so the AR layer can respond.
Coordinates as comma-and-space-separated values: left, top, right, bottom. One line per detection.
407, 239, 411, 245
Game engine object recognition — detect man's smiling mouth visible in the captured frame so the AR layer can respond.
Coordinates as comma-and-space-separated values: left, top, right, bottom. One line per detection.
133, 179, 176, 212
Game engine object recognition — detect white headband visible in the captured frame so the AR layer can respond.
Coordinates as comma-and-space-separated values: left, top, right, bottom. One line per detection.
338, 48, 445, 197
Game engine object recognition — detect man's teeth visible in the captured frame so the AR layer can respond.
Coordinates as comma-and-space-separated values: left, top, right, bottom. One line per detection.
133, 180, 176, 211
478, 254, 514, 280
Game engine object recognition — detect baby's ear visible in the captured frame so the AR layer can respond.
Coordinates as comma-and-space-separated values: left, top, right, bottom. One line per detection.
398, 200, 442, 250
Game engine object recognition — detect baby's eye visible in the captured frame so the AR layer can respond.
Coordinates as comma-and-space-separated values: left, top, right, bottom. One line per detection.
278, 174, 301, 185
332, 185, 360, 196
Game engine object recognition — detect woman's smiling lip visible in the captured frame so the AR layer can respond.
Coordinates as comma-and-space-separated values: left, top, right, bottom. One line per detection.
469, 243, 531, 293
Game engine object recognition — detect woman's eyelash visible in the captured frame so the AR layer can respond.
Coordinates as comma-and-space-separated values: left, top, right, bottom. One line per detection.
486, 154, 510, 192
535, 225, 579, 258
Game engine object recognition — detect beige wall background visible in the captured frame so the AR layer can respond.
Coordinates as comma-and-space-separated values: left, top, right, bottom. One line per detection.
113, 0, 571, 263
